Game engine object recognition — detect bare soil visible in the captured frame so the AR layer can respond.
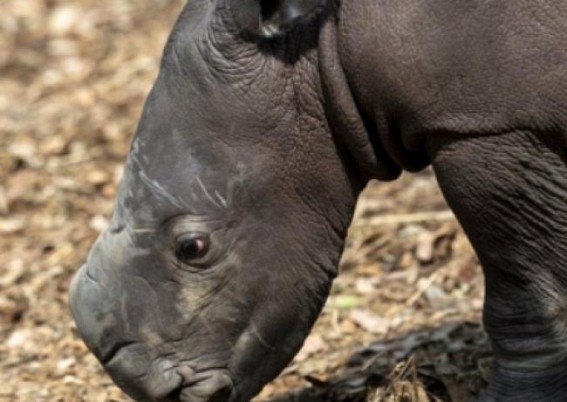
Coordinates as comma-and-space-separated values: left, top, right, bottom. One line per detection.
0, 1, 488, 401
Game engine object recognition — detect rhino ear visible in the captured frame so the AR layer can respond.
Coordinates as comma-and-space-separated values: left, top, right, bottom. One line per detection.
227, 0, 326, 38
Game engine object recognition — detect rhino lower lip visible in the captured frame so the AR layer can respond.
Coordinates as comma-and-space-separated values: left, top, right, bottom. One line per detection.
174, 369, 235, 402
175, 386, 233, 402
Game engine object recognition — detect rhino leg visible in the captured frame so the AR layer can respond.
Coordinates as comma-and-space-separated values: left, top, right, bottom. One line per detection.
430, 130, 567, 401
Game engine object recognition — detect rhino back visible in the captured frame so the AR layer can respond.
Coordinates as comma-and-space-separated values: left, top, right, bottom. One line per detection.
338, 0, 567, 143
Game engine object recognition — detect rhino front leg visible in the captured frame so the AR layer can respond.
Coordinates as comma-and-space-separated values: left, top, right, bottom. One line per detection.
430, 130, 567, 401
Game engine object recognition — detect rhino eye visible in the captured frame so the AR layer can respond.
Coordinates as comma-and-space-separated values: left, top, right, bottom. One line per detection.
175, 234, 210, 262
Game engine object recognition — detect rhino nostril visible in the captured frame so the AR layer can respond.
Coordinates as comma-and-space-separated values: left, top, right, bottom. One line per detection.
166, 386, 182, 402
208, 385, 232, 402
101, 340, 138, 365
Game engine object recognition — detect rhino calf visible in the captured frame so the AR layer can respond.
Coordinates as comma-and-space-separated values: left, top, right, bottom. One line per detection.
70, 0, 567, 401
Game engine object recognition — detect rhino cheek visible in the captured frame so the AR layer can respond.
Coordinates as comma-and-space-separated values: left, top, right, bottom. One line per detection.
223, 292, 324, 398
223, 322, 307, 400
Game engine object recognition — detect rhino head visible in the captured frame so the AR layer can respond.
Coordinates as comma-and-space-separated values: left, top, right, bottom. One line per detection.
70, 0, 400, 400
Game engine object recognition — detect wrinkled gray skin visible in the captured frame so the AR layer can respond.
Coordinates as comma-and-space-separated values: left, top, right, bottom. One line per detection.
70, 0, 567, 401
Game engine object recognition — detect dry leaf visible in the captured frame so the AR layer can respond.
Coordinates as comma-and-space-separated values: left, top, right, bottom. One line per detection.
295, 334, 328, 362
349, 309, 390, 335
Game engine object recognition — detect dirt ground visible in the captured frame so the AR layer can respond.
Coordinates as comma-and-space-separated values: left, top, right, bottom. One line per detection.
0, 1, 489, 401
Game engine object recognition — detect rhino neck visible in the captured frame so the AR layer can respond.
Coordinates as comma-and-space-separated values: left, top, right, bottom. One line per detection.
318, 11, 401, 182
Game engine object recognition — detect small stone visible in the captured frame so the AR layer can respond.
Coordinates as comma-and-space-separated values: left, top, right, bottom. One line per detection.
57, 357, 76, 371
89, 215, 109, 232
0, 217, 25, 234
9, 139, 37, 164
415, 232, 434, 263
49, 6, 80, 37
6, 329, 32, 348
87, 170, 108, 185
355, 278, 376, 295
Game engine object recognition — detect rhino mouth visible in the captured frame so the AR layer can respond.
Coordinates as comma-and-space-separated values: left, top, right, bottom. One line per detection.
167, 369, 235, 402
100, 339, 236, 402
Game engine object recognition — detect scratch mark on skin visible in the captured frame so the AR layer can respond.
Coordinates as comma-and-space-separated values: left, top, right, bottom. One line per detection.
214, 190, 228, 208
131, 227, 156, 234
249, 321, 276, 351
130, 139, 148, 165
196, 175, 223, 209
171, 44, 185, 77
139, 170, 185, 209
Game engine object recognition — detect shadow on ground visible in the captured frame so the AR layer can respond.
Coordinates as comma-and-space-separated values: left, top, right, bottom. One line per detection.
264, 321, 492, 402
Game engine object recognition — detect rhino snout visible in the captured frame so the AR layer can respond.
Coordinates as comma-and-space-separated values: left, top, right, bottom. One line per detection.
69, 263, 108, 357
70, 263, 236, 402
